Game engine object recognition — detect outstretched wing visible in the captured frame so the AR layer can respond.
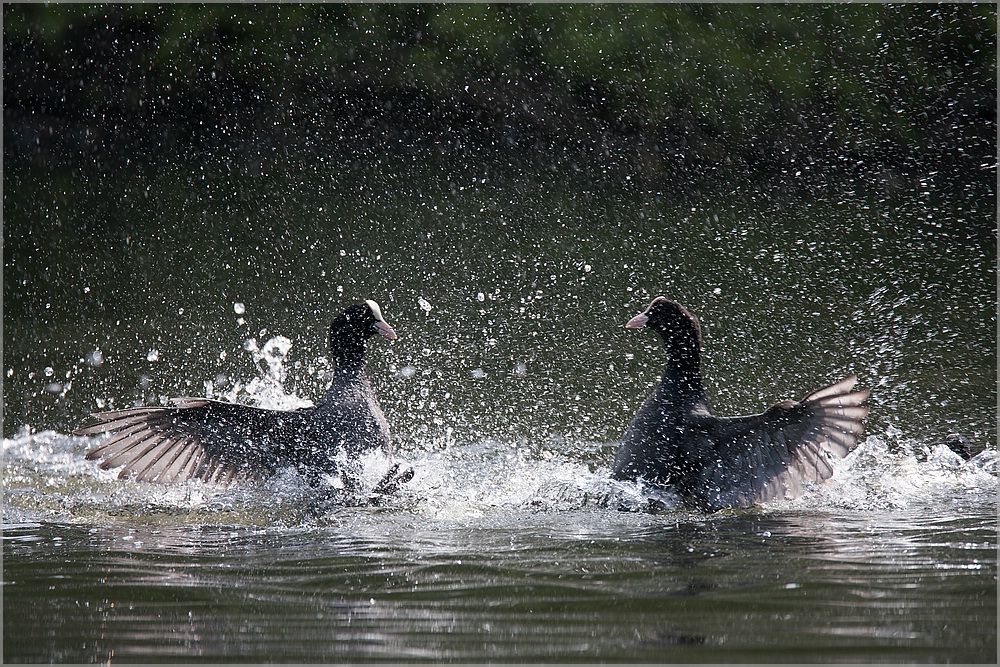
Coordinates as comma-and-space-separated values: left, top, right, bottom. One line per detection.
74, 398, 310, 486
689, 375, 870, 510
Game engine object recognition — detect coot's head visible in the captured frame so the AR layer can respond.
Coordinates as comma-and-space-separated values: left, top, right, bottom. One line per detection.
329, 300, 397, 358
625, 297, 702, 352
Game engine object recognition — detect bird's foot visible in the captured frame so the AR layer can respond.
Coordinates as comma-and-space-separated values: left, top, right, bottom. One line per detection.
368, 463, 415, 505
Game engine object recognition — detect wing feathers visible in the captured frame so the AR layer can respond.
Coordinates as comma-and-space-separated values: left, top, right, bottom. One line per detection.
84, 423, 147, 460
170, 397, 211, 409
802, 375, 858, 402
134, 435, 184, 482
787, 376, 869, 484
74, 399, 300, 487
696, 375, 870, 510
131, 436, 177, 481
99, 430, 164, 470
76, 413, 153, 435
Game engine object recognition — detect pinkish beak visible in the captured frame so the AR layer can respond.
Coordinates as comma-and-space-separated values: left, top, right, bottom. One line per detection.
625, 313, 649, 329
375, 320, 398, 340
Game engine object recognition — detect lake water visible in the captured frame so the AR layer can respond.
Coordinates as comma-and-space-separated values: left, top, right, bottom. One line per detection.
4, 423, 998, 663
3, 162, 997, 662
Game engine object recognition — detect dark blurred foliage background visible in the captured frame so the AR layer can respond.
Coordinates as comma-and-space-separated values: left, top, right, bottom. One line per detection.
5, 3, 995, 195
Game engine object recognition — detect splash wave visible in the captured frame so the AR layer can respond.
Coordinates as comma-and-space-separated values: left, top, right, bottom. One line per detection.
4, 422, 995, 529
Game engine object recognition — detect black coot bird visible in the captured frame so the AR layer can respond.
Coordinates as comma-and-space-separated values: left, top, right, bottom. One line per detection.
76, 300, 411, 493
943, 433, 971, 460
613, 297, 870, 512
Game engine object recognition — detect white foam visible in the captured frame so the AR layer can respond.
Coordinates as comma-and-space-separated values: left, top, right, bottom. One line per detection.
395, 439, 617, 520
783, 432, 999, 512
5, 418, 996, 527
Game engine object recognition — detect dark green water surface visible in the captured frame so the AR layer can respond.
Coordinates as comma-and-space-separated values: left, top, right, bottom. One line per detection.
3, 502, 997, 663
4, 498, 996, 662
4, 163, 996, 445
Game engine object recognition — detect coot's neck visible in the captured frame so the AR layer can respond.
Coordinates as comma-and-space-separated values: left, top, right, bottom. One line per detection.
316, 342, 370, 409
330, 339, 368, 382
659, 339, 705, 404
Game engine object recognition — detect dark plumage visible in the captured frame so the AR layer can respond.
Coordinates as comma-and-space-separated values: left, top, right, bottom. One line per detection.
76, 300, 407, 491
612, 297, 870, 512
943, 433, 971, 460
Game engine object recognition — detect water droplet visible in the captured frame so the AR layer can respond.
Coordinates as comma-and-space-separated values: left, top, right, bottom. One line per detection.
85, 349, 104, 367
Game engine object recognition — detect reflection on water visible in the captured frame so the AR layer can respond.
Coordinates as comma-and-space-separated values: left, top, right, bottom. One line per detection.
3, 504, 996, 663
3, 426, 997, 662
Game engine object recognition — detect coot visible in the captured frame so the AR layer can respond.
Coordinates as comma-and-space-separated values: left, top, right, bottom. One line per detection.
76, 300, 409, 491
944, 433, 971, 460
613, 296, 870, 511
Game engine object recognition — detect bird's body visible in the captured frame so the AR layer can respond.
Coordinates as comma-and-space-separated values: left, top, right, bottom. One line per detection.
77, 300, 408, 491
613, 297, 870, 511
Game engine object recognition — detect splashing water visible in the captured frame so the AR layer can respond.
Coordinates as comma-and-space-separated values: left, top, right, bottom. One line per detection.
3, 333, 995, 527
220, 335, 313, 411
798, 428, 999, 512
4, 427, 995, 529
